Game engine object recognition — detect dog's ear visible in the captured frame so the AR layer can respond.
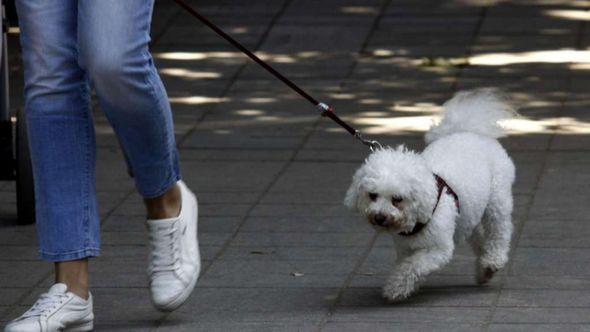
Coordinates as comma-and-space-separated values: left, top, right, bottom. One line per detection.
344, 166, 366, 210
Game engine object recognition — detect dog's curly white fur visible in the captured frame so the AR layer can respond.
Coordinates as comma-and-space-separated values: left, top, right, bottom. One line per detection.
345, 89, 516, 302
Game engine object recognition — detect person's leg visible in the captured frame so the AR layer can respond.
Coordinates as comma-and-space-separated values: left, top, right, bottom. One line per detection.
15, 0, 98, 299
77, 1, 200, 311
55, 260, 89, 299
77, 0, 181, 205
144, 185, 181, 219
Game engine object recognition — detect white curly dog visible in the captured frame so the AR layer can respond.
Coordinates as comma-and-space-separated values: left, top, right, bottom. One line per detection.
344, 89, 516, 302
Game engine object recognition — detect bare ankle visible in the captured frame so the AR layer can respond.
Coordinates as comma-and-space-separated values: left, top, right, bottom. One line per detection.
67, 284, 89, 300
144, 183, 181, 219
55, 259, 89, 300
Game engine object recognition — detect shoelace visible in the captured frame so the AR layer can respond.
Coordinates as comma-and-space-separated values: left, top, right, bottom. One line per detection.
149, 222, 181, 274
22, 292, 68, 318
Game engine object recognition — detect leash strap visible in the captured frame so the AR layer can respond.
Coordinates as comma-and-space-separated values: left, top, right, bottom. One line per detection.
172, 0, 382, 151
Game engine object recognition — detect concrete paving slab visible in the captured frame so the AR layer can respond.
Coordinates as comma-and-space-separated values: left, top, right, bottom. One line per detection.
0, 246, 40, 261
0, 261, 49, 287
519, 219, 590, 248
158, 25, 269, 50
172, 287, 336, 323
0, 288, 29, 306
323, 322, 486, 332
199, 259, 356, 288
156, 322, 319, 332
182, 132, 303, 150
357, 244, 487, 277
239, 54, 357, 80
339, 287, 497, 307
502, 275, 590, 290
492, 307, 590, 324
510, 247, 590, 276
179, 149, 293, 161
239, 215, 367, 234
489, 324, 590, 332
497, 289, 590, 307
551, 135, 590, 151
331, 306, 492, 323
385, 1, 484, 17
231, 231, 374, 248
101, 230, 231, 247
219, 246, 366, 262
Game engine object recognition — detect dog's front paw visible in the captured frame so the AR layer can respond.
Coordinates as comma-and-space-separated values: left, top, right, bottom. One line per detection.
476, 265, 498, 285
382, 276, 417, 303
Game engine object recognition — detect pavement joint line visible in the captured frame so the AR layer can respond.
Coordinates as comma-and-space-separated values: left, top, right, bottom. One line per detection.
484, 147, 554, 330
153, 109, 314, 328
316, 233, 378, 332
3, 187, 138, 321
429, 3, 503, 329
150, 4, 183, 47
449, 2, 489, 95
481, 15, 584, 331
152, 147, 296, 329
288, 0, 401, 329
2, 267, 53, 322
151, 1, 296, 329
159, 0, 394, 326
573, 4, 588, 50
243, 6, 402, 325
174, 0, 295, 149
301, 0, 494, 329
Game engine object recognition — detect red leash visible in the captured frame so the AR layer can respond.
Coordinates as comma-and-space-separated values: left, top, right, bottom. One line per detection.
172, 0, 382, 151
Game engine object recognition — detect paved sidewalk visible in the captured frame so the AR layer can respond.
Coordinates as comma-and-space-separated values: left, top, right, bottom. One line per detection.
2, 0, 590, 331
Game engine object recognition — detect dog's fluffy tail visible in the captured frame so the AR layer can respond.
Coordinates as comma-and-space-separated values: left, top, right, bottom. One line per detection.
425, 89, 517, 144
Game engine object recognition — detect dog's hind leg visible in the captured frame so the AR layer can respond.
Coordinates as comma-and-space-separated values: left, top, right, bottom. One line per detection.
477, 183, 513, 284
468, 223, 485, 256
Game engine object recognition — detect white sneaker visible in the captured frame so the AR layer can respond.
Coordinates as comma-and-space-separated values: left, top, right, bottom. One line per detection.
4, 284, 93, 332
146, 180, 201, 312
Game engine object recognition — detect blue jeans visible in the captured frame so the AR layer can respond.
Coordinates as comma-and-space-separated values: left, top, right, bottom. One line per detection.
15, 0, 181, 262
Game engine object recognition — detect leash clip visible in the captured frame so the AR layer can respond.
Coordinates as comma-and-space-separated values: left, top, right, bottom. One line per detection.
354, 131, 383, 152
316, 102, 382, 152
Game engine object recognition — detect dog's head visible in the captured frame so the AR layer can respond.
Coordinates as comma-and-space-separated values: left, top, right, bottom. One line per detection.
344, 146, 436, 233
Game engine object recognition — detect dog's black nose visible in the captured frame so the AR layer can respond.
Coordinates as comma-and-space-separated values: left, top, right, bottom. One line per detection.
373, 214, 387, 226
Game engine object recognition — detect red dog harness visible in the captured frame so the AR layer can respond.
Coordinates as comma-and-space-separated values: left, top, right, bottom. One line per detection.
433, 174, 460, 213
398, 174, 460, 237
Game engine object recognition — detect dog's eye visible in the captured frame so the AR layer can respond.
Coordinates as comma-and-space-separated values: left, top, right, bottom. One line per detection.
391, 196, 403, 205
368, 193, 378, 201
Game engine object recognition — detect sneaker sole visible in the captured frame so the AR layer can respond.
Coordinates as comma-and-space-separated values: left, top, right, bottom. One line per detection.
65, 320, 94, 332
154, 191, 201, 312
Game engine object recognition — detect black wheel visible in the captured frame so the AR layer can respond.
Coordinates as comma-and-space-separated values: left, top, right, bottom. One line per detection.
16, 107, 35, 224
